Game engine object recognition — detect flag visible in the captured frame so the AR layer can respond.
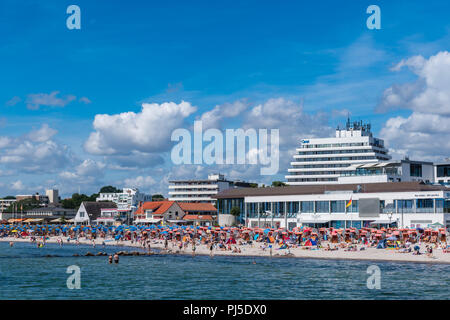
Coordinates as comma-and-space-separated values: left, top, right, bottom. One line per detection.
346, 197, 352, 208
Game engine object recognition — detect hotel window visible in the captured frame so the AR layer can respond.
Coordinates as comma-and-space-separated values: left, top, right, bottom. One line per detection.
315, 201, 329, 213
437, 165, 450, 177
347, 200, 359, 213
397, 200, 413, 213
416, 199, 434, 213
300, 201, 314, 213
330, 201, 345, 213
410, 163, 422, 177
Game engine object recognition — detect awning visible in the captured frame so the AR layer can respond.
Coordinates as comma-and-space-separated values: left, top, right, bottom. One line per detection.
24, 218, 43, 223
370, 220, 395, 225
7, 218, 26, 223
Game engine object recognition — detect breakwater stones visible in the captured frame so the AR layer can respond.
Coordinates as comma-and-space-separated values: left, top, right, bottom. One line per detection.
72, 251, 153, 257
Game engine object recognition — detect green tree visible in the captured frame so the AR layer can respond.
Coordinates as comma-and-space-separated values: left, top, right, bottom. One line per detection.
271, 181, 286, 187
248, 183, 258, 188
152, 194, 165, 201
99, 186, 121, 193
230, 206, 241, 217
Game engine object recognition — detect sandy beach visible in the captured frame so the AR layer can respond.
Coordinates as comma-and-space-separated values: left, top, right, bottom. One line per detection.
2, 236, 450, 264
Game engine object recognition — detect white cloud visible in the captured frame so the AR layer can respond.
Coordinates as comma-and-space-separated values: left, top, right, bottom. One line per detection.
123, 175, 156, 189
199, 100, 249, 129
11, 180, 25, 191
380, 112, 450, 161
27, 124, 57, 142
84, 101, 197, 155
79, 97, 92, 104
378, 51, 450, 115
0, 124, 74, 174
59, 159, 105, 181
5, 96, 22, 106
26, 91, 76, 110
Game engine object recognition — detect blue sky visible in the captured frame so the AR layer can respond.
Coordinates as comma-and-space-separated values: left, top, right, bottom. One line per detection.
1, 0, 450, 197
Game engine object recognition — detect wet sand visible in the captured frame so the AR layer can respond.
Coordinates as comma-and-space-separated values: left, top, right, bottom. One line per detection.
2, 236, 450, 264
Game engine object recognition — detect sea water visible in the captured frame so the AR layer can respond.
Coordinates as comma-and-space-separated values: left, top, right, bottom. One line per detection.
0, 242, 448, 299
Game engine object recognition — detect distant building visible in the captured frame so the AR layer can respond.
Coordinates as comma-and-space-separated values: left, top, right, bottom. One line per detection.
435, 161, 450, 185
15, 193, 49, 205
168, 173, 254, 204
22, 206, 77, 223
96, 188, 151, 212
0, 198, 16, 212
74, 201, 117, 225
45, 189, 59, 204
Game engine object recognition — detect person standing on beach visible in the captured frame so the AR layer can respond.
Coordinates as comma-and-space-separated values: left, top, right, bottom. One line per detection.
209, 243, 214, 257
164, 238, 168, 250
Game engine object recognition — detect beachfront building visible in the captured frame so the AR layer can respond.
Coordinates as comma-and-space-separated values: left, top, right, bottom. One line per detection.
134, 201, 218, 226
74, 201, 117, 225
168, 173, 254, 204
214, 182, 450, 230
134, 201, 185, 224
93, 208, 132, 225
20, 207, 77, 224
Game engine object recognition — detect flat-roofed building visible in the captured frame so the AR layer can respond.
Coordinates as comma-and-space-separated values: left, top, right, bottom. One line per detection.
214, 181, 450, 230
168, 173, 254, 204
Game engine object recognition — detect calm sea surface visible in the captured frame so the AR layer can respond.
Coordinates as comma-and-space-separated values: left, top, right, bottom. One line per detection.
0, 242, 448, 300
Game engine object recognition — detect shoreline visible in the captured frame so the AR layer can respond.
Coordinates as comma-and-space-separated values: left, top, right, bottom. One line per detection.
2, 237, 449, 265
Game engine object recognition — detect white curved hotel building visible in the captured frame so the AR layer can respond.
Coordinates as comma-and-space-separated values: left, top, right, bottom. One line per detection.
286, 120, 391, 185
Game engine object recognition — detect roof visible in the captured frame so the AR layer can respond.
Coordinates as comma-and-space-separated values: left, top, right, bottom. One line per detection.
178, 202, 217, 213
183, 215, 214, 221
82, 201, 117, 221
213, 182, 448, 199
134, 201, 176, 216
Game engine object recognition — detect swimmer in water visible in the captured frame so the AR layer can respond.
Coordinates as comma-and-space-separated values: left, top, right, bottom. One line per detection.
113, 253, 119, 264
9, 241, 14, 247
108, 255, 113, 264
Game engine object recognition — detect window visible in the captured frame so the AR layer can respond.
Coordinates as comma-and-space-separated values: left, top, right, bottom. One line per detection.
437, 165, 450, 177
331, 201, 345, 213
410, 163, 422, 177
315, 201, 329, 213
300, 201, 314, 213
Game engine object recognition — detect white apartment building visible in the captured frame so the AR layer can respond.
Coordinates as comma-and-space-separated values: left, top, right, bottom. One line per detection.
286, 120, 391, 185
96, 188, 151, 212
45, 189, 59, 204
168, 173, 254, 204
